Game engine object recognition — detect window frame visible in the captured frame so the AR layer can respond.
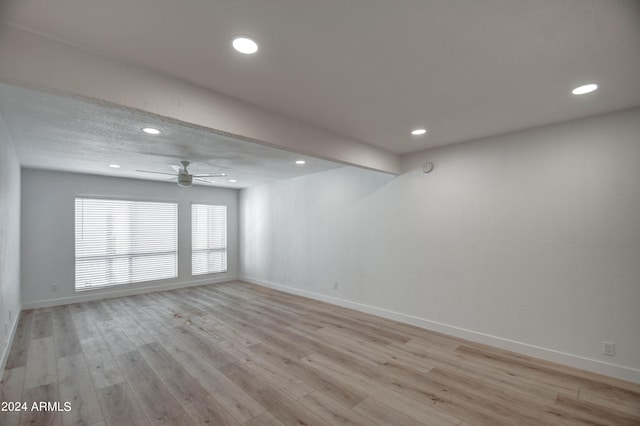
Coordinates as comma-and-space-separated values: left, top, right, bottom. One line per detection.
191, 203, 228, 276
74, 196, 179, 291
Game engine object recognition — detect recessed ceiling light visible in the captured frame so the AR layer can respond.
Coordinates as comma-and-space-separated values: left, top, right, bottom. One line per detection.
108, 164, 120, 169
142, 127, 161, 135
572, 83, 598, 95
232, 37, 259, 55
411, 128, 427, 136
295, 160, 306, 165
229, 179, 237, 183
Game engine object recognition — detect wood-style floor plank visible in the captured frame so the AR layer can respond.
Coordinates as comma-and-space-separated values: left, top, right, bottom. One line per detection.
299, 390, 374, 425
170, 346, 266, 423
23, 336, 57, 390
115, 350, 190, 424
95, 320, 136, 357
79, 336, 125, 390
217, 339, 313, 400
57, 354, 104, 426
353, 397, 427, 426
95, 382, 150, 426
243, 411, 286, 426
4, 310, 33, 369
249, 342, 366, 408
30, 309, 54, 340
181, 395, 241, 426
300, 353, 461, 426
69, 307, 100, 341
138, 342, 211, 404
1, 280, 638, 426
578, 387, 640, 418
0, 367, 25, 426
219, 362, 329, 426
52, 305, 82, 358
20, 383, 62, 426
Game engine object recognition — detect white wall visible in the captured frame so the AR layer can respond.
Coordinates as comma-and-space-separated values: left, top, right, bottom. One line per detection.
21, 169, 239, 308
0, 116, 21, 370
240, 107, 640, 383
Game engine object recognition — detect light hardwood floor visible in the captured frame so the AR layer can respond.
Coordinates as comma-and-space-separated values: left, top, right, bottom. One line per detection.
1, 281, 639, 425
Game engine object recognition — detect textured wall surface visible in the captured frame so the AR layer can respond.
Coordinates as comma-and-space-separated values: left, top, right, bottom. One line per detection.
0, 116, 21, 369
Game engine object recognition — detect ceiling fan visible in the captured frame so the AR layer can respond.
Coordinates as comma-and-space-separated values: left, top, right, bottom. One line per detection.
136, 160, 226, 187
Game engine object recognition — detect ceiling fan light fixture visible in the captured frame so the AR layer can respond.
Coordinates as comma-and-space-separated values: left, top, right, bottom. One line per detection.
177, 174, 193, 187
137, 159, 227, 188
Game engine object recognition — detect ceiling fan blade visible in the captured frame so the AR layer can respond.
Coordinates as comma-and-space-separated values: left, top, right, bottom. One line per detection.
135, 169, 178, 176
193, 173, 227, 177
195, 178, 217, 184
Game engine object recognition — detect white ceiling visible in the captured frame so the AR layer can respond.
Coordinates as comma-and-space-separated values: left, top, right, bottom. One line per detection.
1, 0, 639, 182
0, 84, 342, 188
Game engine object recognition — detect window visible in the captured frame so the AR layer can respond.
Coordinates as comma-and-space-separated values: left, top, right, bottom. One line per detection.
75, 198, 178, 290
192, 204, 227, 275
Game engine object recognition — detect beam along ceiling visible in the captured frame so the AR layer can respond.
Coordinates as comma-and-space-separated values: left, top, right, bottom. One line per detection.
1, 0, 639, 180
0, 84, 343, 188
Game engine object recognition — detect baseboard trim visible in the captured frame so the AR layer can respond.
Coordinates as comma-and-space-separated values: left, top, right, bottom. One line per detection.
22, 275, 239, 309
240, 275, 640, 384
1, 304, 22, 372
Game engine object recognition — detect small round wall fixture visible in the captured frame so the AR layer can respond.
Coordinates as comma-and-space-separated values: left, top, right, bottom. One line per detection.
422, 162, 434, 174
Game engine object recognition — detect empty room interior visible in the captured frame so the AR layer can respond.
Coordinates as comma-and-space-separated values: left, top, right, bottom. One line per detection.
1, 1, 639, 425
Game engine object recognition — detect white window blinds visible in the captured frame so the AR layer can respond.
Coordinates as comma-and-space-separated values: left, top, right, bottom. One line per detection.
192, 204, 227, 275
75, 198, 178, 290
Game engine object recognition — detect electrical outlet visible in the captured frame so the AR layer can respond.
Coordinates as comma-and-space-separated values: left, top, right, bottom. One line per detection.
51, 283, 58, 292
603, 341, 615, 356
333, 281, 338, 290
